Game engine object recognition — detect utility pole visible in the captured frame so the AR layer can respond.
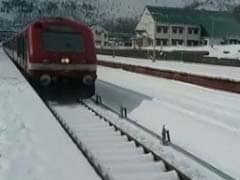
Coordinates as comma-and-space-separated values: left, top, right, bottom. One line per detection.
211, 19, 215, 47
153, 21, 156, 62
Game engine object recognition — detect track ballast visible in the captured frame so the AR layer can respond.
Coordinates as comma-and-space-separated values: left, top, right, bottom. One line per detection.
45, 98, 191, 180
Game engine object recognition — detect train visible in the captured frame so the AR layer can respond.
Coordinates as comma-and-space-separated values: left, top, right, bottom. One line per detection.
3, 17, 97, 97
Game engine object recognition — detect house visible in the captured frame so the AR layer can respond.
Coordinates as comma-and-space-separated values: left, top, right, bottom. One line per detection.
109, 32, 134, 47
135, 6, 240, 47
90, 25, 109, 48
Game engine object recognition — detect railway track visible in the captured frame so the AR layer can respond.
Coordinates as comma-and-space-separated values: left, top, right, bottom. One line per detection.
45, 99, 191, 180
87, 95, 236, 180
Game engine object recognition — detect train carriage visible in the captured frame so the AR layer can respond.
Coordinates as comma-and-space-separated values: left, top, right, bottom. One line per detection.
3, 17, 97, 97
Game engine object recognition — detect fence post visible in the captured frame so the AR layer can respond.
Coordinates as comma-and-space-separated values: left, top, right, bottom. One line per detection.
162, 125, 171, 145
120, 106, 127, 118
95, 95, 102, 104
166, 130, 171, 144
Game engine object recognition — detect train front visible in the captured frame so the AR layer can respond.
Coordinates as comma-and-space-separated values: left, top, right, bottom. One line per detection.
27, 18, 97, 95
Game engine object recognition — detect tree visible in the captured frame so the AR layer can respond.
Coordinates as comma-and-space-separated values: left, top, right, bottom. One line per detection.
102, 17, 138, 33
233, 4, 240, 22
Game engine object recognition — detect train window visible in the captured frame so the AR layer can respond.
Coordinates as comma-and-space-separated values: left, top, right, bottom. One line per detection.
46, 26, 75, 33
42, 26, 84, 52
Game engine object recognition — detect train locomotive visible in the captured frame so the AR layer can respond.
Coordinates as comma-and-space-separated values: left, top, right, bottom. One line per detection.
3, 17, 97, 97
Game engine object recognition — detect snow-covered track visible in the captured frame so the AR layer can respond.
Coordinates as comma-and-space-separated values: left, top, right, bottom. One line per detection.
87, 96, 236, 180
46, 100, 190, 180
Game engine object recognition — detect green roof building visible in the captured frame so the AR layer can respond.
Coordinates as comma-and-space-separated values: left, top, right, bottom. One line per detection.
135, 6, 240, 47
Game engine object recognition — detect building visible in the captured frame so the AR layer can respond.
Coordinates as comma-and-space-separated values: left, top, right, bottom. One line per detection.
91, 25, 109, 48
109, 32, 134, 47
135, 6, 240, 47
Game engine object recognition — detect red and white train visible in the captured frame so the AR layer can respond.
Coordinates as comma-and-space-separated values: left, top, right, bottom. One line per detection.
3, 17, 97, 97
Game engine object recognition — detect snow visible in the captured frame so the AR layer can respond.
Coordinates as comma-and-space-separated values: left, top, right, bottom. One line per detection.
50, 103, 180, 180
145, 45, 240, 59
0, 48, 100, 180
107, 45, 240, 59
97, 53, 240, 81
97, 65, 240, 179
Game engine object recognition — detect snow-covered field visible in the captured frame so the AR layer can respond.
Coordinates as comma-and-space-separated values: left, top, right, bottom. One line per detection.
145, 45, 240, 59
0, 49, 100, 180
97, 65, 240, 179
98, 54, 240, 81
108, 45, 240, 59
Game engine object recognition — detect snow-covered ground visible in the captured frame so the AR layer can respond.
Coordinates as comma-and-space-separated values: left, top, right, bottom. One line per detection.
112, 44, 240, 59
97, 65, 240, 179
98, 54, 240, 81
0, 48, 100, 180
145, 45, 240, 59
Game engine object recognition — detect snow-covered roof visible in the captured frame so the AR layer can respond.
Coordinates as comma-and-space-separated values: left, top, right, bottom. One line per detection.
146, 6, 240, 38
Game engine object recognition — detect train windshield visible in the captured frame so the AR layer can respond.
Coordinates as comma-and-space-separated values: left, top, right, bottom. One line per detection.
42, 25, 84, 52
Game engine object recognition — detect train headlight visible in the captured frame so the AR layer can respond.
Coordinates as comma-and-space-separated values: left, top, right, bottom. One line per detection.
65, 58, 70, 64
61, 58, 70, 64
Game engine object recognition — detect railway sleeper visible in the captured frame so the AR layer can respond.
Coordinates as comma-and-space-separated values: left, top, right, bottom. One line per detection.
92, 146, 144, 155
108, 161, 166, 173
110, 170, 179, 180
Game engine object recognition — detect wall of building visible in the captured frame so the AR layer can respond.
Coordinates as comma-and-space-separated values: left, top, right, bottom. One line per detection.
136, 8, 155, 44
91, 25, 109, 48
203, 37, 224, 46
136, 9, 202, 47
155, 23, 201, 46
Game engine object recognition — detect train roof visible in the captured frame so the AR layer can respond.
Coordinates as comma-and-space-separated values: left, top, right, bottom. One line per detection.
27, 17, 90, 30
3, 17, 92, 43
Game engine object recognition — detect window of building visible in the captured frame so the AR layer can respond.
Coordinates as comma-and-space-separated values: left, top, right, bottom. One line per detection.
172, 39, 183, 46
193, 41, 199, 46
96, 40, 101, 46
96, 30, 101, 35
187, 40, 199, 46
188, 28, 193, 34
156, 38, 168, 46
172, 27, 177, 34
179, 27, 184, 34
172, 39, 177, 45
194, 28, 199, 34
163, 27, 168, 33
188, 28, 199, 35
229, 39, 240, 44
172, 27, 184, 34
178, 40, 183, 45
157, 26, 168, 34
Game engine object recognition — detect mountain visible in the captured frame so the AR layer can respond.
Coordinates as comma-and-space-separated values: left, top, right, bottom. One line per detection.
1, 0, 240, 32
2, 0, 240, 21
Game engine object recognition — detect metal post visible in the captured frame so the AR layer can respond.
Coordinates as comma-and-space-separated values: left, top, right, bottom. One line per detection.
166, 130, 171, 144
95, 95, 102, 104
162, 125, 171, 146
120, 106, 127, 118
162, 125, 166, 145
124, 108, 127, 118
211, 20, 214, 47
152, 21, 157, 62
